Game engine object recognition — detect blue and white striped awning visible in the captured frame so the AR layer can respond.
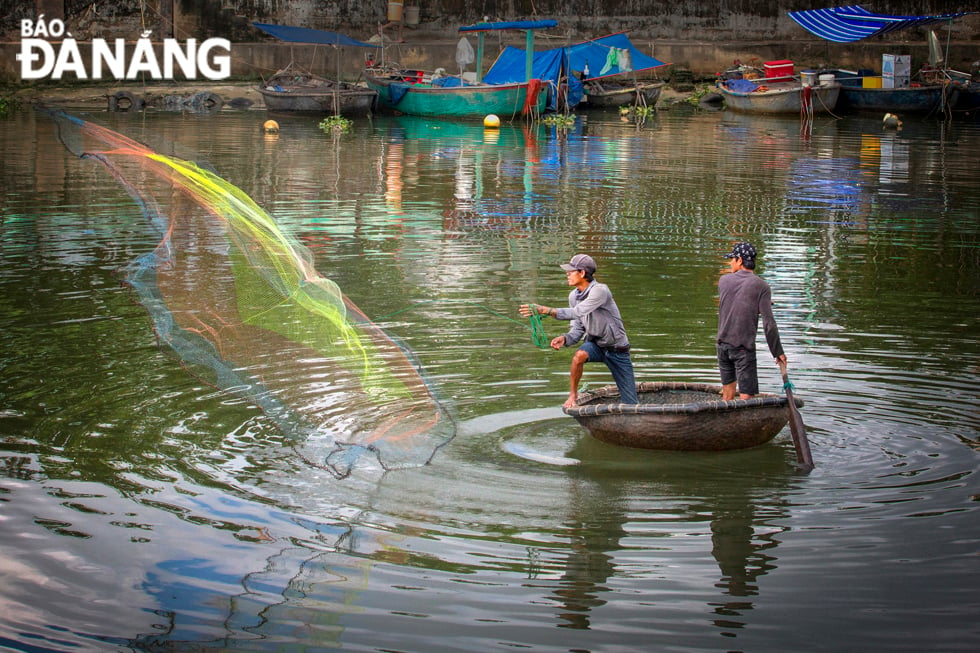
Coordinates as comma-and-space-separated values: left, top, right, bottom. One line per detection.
787, 5, 972, 43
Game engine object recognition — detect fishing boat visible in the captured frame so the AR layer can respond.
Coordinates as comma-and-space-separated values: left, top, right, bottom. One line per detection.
787, 6, 972, 117
258, 67, 377, 114
365, 20, 555, 119
583, 79, 665, 108
252, 23, 378, 115
716, 74, 840, 115
483, 31, 670, 111
827, 69, 959, 115
563, 382, 802, 451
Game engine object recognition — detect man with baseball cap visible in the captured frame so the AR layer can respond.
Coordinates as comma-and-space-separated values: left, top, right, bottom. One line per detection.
717, 241, 787, 401
520, 254, 638, 408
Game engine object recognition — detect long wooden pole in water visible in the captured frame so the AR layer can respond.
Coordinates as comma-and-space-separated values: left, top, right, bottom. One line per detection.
779, 361, 814, 470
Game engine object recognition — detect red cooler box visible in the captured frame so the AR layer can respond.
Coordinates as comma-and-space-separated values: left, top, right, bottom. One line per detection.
764, 60, 794, 78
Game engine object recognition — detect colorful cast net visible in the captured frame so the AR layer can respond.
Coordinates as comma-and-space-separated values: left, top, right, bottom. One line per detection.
47, 110, 455, 477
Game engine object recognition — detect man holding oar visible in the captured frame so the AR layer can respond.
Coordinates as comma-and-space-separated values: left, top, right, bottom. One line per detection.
520, 254, 638, 408
716, 242, 787, 401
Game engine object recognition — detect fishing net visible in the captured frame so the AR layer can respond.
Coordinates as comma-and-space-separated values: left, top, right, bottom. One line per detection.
46, 110, 455, 477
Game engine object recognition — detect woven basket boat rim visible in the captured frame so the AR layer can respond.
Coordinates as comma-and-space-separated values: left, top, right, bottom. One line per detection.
563, 381, 801, 417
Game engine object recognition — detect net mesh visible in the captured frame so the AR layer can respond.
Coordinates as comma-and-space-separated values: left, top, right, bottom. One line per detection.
48, 110, 455, 477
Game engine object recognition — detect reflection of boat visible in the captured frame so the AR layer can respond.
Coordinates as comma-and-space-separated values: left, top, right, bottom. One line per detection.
365, 20, 555, 118
252, 23, 379, 115
717, 76, 840, 115
583, 79, 665, 108
563, 382, 802, 451
258, 68, 377, 114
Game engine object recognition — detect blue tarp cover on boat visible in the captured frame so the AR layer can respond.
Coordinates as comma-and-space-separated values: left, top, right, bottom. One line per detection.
563, 32, 668, 81
252, 22, 377, 48
483, 32, 668, 109
725, 78, 759, 93
483, 46, 583, 109
787, 6, 972, 43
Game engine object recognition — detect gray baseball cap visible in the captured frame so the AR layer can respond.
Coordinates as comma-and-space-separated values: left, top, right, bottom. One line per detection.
560, 254, 597, 274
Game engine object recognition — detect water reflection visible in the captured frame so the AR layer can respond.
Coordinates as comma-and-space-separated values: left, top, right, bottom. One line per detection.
551, 437, 792, 634
0, 107, 978, 652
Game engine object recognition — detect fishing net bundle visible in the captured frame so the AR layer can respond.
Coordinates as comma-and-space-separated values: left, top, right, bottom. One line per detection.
47, 110, 455, 478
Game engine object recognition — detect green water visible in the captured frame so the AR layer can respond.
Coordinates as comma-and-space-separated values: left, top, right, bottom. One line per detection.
0, 107, 977, 652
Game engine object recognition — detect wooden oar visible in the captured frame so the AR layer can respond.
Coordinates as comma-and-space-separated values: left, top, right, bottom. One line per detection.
778, 360, 814, 471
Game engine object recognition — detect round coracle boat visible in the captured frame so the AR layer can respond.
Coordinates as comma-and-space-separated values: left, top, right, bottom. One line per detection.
563, 382, 803, 451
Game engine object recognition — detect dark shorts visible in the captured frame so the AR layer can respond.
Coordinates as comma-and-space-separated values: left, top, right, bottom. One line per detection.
717, 342, 758, 396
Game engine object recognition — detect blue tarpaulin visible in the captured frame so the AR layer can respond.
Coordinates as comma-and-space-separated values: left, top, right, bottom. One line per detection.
252, 23, 377, 48
787, 6, 972, 43
483, 32, 668, 109
562, 32, 668, 81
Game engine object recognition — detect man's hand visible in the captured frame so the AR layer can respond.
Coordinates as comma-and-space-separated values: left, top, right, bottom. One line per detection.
519, 303, 542, 318
550, 335, 565, 350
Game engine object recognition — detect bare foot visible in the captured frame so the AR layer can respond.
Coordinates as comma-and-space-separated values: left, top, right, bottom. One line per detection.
563, 396, 577, 409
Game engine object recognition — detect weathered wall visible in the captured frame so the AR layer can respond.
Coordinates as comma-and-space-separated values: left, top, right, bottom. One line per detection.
3, 1, 978, 84
5, 1, 979, 41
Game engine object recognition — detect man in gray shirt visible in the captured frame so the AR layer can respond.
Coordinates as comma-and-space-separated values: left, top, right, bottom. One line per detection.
717, 242, 787, 401
520, 254, 638, 408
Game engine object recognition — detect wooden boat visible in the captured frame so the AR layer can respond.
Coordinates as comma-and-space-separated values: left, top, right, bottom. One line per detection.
365, 19, 556, 119
563, 382, 803, 451
258, 69, 377, 115
822, 69, 959, 115
251, 23, 379, 115
717, 76, 840, 115
583, 79, 665, 108
786, 7, 971, 117
364, 69, 547, 118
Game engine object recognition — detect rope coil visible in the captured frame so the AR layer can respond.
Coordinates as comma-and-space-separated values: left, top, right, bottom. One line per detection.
526, 303, 550, 349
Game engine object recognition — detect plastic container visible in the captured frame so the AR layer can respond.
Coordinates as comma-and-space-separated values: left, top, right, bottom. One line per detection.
801, 71, 817, 87
819, 73, 836, 86
863, 76, 883, 88
764, 60, 794, 78
386, 0, 403, 22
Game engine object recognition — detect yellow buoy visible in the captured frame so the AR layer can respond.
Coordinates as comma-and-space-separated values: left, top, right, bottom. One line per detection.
263, 119, 280, 133
483, 114, 500, 128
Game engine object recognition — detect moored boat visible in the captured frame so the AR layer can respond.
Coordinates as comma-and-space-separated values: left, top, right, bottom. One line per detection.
483, 31, 670, 111
583, 79, 665, 108
564, 382, 802, 451
366, 19, 556, 119
717, 76, 840, 115
258, 69, 377, 115
252, 23, 379, 116
787, 6, 972, 118
364, 70, 547, 118
831, 72, 959, 114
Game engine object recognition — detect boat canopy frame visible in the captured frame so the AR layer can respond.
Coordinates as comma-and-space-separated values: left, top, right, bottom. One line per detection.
458, 19, 558, 83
